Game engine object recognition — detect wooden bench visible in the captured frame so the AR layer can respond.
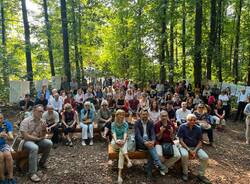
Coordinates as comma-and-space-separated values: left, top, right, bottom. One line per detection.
108, 144, 148, 160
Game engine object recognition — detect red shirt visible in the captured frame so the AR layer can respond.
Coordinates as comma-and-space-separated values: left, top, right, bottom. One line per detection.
154, 121, 175, 144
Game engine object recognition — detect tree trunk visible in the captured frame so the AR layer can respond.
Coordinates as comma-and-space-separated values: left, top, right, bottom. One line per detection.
206, 0, 217, 80
194, 0, 202, 88
21, 0, 34, 92
248, 43, 250, 86
43, 0, 55, 77
169, 0, 175, 84
60, 0, 71, 84
160, 0, 167, 83
216, 0, 222, 82
0, 0, 9, 86
78, 1, 84, 82
229, 15, 236, 73
182, 0, 186, 79
175, 29, 178, 66
233, 0, 243, 84
70, 0, 81, 85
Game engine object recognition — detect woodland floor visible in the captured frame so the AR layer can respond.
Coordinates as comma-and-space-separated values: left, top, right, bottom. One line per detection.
2, 107, 250, 184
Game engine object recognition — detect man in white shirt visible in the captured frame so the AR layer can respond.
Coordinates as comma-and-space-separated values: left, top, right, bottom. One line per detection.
234, 89, 248, 121
42, 105, 60, 148
49, 93, 63, 113
176, 102, 191, 126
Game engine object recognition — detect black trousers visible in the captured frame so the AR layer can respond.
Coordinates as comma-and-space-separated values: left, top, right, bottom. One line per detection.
235, 101, 247, 121
202, 128, 213, 143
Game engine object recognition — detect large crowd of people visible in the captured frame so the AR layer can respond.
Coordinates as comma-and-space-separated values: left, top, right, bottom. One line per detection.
0, 77, 249, 183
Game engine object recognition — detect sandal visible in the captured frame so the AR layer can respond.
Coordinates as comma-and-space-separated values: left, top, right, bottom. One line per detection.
30, 174, 41, 182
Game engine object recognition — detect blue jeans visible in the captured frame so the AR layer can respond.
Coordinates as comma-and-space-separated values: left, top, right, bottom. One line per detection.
145, 147, 162, 174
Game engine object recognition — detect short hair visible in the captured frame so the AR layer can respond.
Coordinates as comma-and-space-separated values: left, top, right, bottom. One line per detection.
101, 100, 108, 106
33, 104, 44, 111
64, 103, 72, 110
47, 105, 53, 110
166, 100, 174, 105
160, 110, 168, 116
84, 101, 91, 107
186, 114, 196, 121
140, 108, 149, 114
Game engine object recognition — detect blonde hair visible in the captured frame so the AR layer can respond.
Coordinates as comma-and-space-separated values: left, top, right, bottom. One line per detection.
115, 109, 125, 122
186, 114, 196, 121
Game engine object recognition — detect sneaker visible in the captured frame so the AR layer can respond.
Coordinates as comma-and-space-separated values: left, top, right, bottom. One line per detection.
65, 141, 69, 146
30, 174, 41, 182
127, 161, 132, 168
69, 141, 73, 147
117, 176, 123, 184
53, 144, 58, 149
246, 140, 249, 145
89, 140, 93, 146
38, 163, 48, 170
158, 164, 166, 176
182, 174, 188, 181
81, 140, 86, 146
197, 175, 211, 184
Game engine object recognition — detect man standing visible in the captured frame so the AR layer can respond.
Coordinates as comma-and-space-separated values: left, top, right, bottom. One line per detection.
20, 105, 53, 182
134, 109, 166, 178
234, 89, 248, 122
42, 105, 60, 148
177, 114, 211, 184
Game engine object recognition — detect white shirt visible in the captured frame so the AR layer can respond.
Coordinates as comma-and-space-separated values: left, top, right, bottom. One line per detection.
42, 111, 60, 125
237, 92, 248, 103
74, 93, 84, 104
219, 94, 229, 105
176, 108, 191, 123
142, 121, 148, 138
49, 98, 63, 112
148, 110, 160, 124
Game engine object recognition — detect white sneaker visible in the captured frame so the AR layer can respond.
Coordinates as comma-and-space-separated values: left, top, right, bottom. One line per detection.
89, 140, 93, 146
81, 141, 86, 146
246, 140, 249, 145
118, 176, 123, 184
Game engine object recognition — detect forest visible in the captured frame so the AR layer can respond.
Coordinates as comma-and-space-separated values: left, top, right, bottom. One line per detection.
0, 0, 249, 95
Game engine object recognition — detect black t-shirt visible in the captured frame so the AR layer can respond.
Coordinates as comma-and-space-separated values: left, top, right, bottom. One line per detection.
19, 100, 34, 110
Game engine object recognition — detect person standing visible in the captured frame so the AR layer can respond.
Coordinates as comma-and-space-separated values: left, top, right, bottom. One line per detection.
244, 95, 250, 144
235, 89, 248, 122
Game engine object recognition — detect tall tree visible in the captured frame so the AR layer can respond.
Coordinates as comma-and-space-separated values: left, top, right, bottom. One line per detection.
78, 1, 84, 81
21, 0, 33, 88
159, 0, 168, 83
233, 0, 243, 84
206, 0, 217, 80
216, 0, 222, 82
181, 0, 186, 79
169, 0, 175, 84
60, 0, 71, 84
70, 0, 80, 84
194, 0, 203, 87
0, 0, 9, 86
43, 0, 55, 77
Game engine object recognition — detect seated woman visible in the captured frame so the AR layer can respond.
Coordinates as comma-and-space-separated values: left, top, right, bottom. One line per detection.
213, 100, 226, 131
148, 100, 160, 124
97, 100, 112, 140
80, 101, 95, 146
116, 93, 128, 112
0, 114, 15, 184
194, 103, 214, 146
111, 109, 132, 184
74, 88, 84, 114
63, 92, 77, 110
61, 103, 77, 147
154, 111, 181, 171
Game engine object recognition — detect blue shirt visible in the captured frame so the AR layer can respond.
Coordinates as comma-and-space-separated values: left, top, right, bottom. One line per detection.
0, 120, 13, 146
177, 123, 202, 147
111, 122, 128, 140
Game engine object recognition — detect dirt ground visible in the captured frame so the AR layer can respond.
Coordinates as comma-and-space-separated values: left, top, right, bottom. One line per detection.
3, 108, 250, 184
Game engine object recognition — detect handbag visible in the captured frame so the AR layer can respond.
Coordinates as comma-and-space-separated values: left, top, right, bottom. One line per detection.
127, 134, 136, 152
162, 143, 174, 157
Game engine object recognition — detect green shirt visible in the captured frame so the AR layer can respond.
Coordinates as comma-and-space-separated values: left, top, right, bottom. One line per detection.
111, 121, 128, 140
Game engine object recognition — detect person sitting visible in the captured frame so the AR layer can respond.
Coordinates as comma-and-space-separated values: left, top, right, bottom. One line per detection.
20, 105, 53, 182
116, 93, 128, 112
49, 93, 63, 113
19, 94, 34, 112
148, 100, 160, 124
154, 111, 180, 172
74, 88, 84, 114
42, 105, 60, 148
244, 95, 250, 144
165, 100, 176, 123
0, 114, 16, 184
35, 94, 48, 110
128, 95, 140, 122
194, 103, 214, 146
61, 103, 77, 147
63, 92, 77, 110
134, 109, 166, 178
37, 84, 50, 101
173, 93, 182, 111
111, 109, 132, 184
80, 101, 95, 146
213, 100, 226, 131
107, 93, 116, 113
139, 93, 150, 111
176, 102, 191, 126
97, 100, 112, 140
177, 114, 211, 184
